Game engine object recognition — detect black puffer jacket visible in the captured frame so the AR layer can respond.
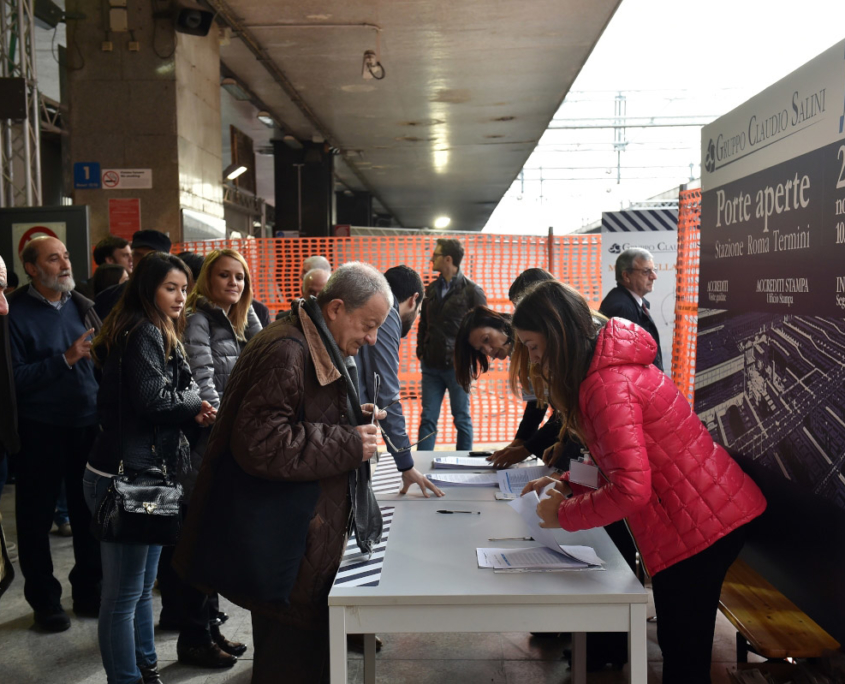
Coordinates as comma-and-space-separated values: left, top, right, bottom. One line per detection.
90, 321, 203, 475
416, 270, 487, 370
183, 297, 262, 409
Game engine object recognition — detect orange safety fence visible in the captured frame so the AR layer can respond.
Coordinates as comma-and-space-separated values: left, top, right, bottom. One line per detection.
671, 189, 702, 406
175, 233, 602, 447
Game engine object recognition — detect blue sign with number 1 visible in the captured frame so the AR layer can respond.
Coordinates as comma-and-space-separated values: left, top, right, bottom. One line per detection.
73, 162, 101, 189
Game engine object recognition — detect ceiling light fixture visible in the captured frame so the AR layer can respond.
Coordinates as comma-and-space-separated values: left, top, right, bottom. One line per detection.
221, 78, 250, 101
282, 135, 303, 150
257, 111, 275, 127
434, 216, 451, 229
223, 162, 248, 180
362, 50, 385, 80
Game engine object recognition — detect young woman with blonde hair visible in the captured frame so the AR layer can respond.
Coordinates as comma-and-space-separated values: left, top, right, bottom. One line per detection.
166, 248, 261, 668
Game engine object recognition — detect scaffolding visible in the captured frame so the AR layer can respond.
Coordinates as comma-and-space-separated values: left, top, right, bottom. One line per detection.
0, 0, 41, 207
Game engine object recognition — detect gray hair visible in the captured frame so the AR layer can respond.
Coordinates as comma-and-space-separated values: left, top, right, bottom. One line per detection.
317, 261, 391, 312
303, 255, 331, 272
615, 248, 654, 284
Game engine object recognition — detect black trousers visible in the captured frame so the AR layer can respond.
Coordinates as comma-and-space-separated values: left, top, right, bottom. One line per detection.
652, 525, 747, 684
14, 418, 101, 612
251, 611, 329, 684
159, 518, 215, 646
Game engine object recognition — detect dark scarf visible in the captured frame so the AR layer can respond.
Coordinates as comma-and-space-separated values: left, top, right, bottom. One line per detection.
300, 297, 383, 555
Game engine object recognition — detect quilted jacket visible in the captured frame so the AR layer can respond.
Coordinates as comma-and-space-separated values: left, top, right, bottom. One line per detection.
183, 296, 262, 409
558, 318, 766, 576
173, 303, 364, 627
90, 322, 202, 475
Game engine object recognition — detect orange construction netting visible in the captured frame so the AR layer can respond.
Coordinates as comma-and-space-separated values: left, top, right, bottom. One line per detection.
174, 233, 602, 447
671, 189, 702, 406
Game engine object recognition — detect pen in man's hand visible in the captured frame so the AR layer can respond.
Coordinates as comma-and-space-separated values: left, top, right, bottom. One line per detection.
436, 510, 480, 515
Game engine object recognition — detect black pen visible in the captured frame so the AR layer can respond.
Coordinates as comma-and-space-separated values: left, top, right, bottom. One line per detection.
436, 509, 480, 515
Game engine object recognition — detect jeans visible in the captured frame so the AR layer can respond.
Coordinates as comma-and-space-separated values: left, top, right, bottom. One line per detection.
15, 418, 101, 611
54, 481, 70, 527
83, 469, 161, 684
418, 361, 473, 451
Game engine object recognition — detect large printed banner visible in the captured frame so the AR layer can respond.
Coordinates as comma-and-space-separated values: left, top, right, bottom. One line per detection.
700, 41, 845, 314
697, 40, 845, 511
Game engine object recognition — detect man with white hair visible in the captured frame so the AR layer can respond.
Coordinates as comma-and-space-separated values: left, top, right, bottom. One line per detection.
175, 261, 390, 683
7, 236, 102, 631
301, 267, 330, 298
300, 254, 331, 278
600, 247, 663, 371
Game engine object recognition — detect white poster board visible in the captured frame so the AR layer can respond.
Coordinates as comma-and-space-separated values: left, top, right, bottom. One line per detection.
600, 210, 678, 377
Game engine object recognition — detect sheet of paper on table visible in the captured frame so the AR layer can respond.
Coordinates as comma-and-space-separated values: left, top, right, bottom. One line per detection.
496, 465, 555, 494
476, 546, 604, 570
426, 472, 499, 487
432, 456, 496, 469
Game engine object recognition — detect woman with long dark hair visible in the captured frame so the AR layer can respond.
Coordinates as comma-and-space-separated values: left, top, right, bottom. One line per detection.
513, 280, 766, 684
454, 268, 563, 469
83, 252, 215, 684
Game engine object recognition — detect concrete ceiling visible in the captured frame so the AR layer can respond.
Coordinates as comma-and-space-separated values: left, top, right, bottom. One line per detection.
212, 0, 621, 230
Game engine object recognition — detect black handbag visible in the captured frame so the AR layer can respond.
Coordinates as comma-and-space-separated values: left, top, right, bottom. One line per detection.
91, 333, 185, 545
92, 461, 184, 545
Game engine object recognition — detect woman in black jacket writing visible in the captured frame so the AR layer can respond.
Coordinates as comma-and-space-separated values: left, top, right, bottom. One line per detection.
83, 252, 215, 684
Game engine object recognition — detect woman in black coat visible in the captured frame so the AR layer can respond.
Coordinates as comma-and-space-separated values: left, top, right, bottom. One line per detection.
84, 252, 215, 684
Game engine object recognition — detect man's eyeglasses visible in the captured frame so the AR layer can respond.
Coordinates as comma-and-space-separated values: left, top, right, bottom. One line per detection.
431, 252, 443, 260
628, 267, 656, 277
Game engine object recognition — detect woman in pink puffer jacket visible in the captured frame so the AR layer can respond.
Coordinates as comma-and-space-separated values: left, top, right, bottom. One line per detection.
514, 281, 766, 684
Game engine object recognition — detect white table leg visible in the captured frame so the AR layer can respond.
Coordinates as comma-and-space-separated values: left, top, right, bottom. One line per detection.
364, 634, 376, 684
329, 606, 348, 684
629, 603, 648, 684
571, 632, 587, 684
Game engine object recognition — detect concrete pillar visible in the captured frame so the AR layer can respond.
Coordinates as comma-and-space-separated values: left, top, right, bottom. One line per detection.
336, 190, 373, 227
274, 140, 334, 237
66, 0, 223, 245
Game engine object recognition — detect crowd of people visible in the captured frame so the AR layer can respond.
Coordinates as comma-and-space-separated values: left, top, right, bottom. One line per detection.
0, 231, 766, 684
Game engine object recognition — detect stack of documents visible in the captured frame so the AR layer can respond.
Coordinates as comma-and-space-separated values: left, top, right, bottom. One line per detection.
432, 456, 496, 469
476, 545, 603, 570
426, 472, 499, 487
476, 489, 604, 571
496, 465, 554, 494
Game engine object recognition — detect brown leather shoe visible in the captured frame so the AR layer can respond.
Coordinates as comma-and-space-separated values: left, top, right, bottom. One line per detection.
177, 642, 237, 669
210, 623, 247, 657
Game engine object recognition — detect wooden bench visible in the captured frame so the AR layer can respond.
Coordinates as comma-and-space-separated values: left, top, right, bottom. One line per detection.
719, 559, 840, 663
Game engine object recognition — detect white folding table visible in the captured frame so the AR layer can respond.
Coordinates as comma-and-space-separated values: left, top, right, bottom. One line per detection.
328, 500, 648, 684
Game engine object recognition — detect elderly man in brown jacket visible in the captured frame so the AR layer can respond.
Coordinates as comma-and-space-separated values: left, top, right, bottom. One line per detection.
174, 261, 390, 683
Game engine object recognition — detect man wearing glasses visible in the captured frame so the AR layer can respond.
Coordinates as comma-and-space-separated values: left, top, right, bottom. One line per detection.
600, 247, 663, 371
417, 239, 487, 451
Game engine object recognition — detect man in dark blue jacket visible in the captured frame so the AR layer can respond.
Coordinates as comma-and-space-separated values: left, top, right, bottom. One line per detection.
357, 266, 443, 498
8, 236, 102, 631
600, 247, 664, 372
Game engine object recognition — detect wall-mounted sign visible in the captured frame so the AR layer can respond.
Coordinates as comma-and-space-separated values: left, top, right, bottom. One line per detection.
73, 162, 101, 189
101, 168, 153, 190
108, 198, 141, 240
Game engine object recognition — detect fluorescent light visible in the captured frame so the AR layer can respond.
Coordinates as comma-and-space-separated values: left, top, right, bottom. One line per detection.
221, 78, 250, 101
223, 163, 248, 180
257, 111, 274, 127
434, 216, 451, 229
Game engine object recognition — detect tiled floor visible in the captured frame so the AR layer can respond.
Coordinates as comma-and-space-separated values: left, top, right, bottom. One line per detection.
0, 481, 763, 683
